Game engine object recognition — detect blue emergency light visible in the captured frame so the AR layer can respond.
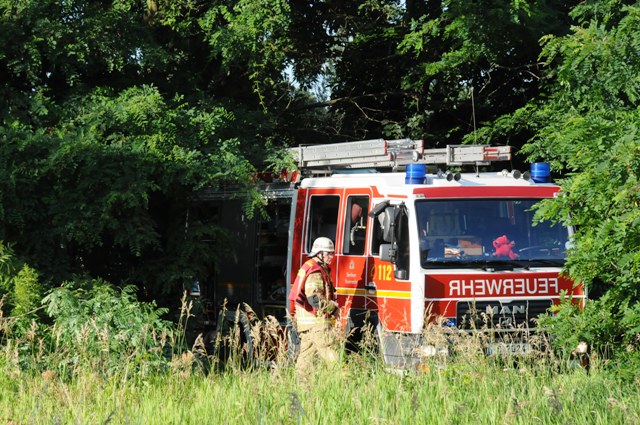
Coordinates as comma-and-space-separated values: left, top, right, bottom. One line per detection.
405, 163, 426, 184
530, 162, 551, 183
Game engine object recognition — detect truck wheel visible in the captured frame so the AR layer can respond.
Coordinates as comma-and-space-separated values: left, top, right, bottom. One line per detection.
285, 318, 300, 363
214, 309, 254, 367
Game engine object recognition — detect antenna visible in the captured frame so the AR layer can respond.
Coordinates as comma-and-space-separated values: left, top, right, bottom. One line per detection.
470, 86, 477, 144
470, 86, 479, 176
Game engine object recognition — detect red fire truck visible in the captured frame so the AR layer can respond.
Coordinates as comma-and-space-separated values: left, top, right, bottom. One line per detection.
200, 139, 584, 367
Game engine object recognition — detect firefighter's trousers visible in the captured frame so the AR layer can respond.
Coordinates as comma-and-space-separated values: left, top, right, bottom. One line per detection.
295, 325, 340, 373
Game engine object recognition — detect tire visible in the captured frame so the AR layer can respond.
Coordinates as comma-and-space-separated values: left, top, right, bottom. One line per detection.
215, 309, 254, 367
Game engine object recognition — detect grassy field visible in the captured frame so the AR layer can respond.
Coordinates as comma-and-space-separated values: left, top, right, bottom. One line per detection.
2, 351, 639, 425
1, 294, 638, 424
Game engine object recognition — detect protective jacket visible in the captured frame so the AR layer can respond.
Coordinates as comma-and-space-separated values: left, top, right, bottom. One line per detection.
289, 258, 336, 330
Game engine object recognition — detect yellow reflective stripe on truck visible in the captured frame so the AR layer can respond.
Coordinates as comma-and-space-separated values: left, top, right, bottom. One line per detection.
336, 288, 411, 299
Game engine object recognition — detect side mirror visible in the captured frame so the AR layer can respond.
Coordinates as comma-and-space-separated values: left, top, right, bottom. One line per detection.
394, 269, 407, 280
381, 207, 396, 243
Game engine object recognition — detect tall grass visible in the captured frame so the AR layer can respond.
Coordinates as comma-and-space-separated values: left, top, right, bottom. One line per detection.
1, 291, 639, 424
2, 355, 639, 424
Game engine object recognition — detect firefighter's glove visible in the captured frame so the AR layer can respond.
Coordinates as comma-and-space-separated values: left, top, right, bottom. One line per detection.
329, 300, 340, 318
308, 294, 320, 309
319, 299, 339, 316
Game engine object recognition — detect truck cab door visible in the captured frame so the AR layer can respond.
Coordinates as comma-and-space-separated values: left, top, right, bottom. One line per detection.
334, 192, 371, 333
366, 202, 412, 332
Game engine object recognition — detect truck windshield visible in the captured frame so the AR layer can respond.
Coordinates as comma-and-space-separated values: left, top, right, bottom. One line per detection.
415, 199, 569, 268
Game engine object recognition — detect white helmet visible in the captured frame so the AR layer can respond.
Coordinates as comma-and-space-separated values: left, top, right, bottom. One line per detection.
309, 237, 335, 256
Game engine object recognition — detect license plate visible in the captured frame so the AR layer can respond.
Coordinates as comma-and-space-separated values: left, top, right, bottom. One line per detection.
487, 342, 531, 356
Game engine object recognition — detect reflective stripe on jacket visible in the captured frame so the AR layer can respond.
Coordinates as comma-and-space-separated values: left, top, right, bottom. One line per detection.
295, 309, 335, 327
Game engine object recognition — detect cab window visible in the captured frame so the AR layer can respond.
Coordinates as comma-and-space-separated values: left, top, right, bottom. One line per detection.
307, 195, 340, 253
342, 196, 369, 255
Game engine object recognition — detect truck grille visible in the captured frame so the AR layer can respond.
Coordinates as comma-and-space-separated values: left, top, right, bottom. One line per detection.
456, 299, 552, 330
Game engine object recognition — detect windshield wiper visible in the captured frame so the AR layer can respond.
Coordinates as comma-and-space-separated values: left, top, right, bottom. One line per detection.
422, 260, 468, 269
422, 259, 520, 271
422, 257, 564, 270
519, 258, 565, 267
475, 260, 522, 271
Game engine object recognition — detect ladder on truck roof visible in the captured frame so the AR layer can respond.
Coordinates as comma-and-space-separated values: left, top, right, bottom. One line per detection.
289, 139, 511, 171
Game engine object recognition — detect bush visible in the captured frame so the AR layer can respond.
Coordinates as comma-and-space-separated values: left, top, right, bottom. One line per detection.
539, 293, 640, 379
11, 264, 41, 317
0, 242, 43, 328
0, 241, 18, 314
39, 279, 174, 376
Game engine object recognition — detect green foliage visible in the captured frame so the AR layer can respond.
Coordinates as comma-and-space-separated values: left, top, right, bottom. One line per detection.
0, 241, 17, 302
540, 295, 617, 356
11, 264, 41, 318
540, 293, 640, 379
519, 4, 640, 301
201, 0, 292, 107
0, 0, 155, 116
0, 241, 41, 325
392, 0, 576, 143
1, 0, 289, 299
2, 339, 640, 423
41, 279, 172, 374
1, 84, 265, 295
485, 2, 640, 367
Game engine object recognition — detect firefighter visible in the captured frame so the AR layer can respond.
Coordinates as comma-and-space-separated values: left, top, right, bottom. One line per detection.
289, 236, 341, 374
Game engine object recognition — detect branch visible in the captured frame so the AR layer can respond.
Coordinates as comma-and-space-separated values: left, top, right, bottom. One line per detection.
282, 91, 411, 114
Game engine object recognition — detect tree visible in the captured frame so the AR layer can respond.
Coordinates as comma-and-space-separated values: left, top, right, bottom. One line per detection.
264, 0, 578, 145
397, 0, 578, 145
0, 1, 272, 300
484, 1, 640, 367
